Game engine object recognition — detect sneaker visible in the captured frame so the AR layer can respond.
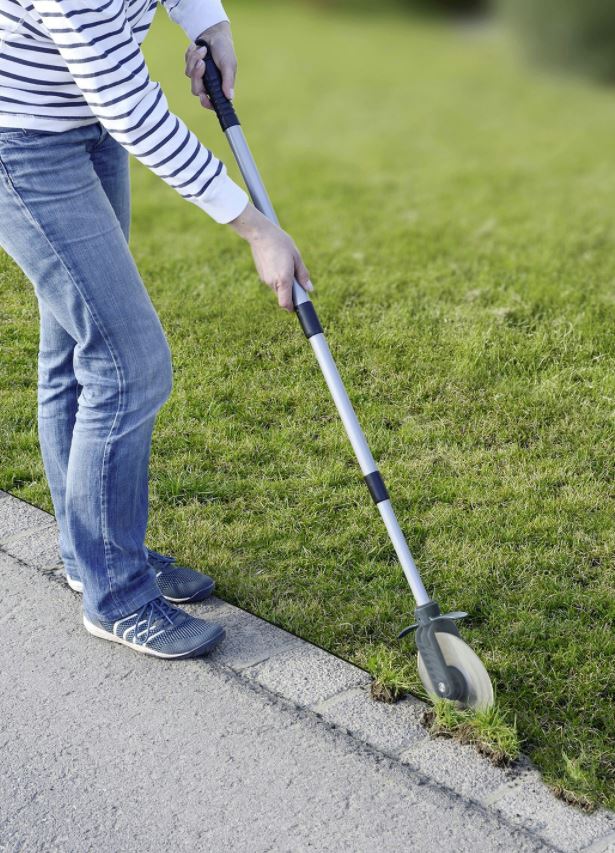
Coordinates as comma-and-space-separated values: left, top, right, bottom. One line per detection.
147, 549, 215, 603
83, 597, 225, 659
66, 548, 215, 604
66, 574, 84, 593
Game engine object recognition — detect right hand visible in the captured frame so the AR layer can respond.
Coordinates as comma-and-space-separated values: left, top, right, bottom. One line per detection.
229, 203, 313, 312
185, 22, 237, 110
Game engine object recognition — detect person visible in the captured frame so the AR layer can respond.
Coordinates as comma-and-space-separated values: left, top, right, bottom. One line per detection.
0, 0, 312, 658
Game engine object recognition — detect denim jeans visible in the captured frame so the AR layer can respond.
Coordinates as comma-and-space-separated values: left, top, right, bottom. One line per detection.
0, 122, 169, 621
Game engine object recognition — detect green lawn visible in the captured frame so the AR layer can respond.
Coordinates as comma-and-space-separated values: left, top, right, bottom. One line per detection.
1, 2, 614, 807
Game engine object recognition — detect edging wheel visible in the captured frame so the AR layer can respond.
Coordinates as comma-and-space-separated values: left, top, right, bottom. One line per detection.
417, 631, 494, 711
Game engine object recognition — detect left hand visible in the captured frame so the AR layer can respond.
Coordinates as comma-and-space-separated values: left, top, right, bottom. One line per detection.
229, 203, 313, 313
184, 21, 237, 111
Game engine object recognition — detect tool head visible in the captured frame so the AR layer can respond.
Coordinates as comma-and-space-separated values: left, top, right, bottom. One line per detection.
417, 631, 494, 711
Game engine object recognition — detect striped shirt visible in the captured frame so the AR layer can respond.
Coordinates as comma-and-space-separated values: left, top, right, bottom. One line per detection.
0, 0, 248, 222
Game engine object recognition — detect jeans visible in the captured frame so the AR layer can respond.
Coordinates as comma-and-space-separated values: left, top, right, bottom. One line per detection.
0, 122, 169, 621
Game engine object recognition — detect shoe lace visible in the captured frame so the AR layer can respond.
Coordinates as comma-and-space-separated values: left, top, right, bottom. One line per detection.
132, 598, 178, 646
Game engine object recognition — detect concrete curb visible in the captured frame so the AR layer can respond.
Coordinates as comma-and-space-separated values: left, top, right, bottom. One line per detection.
1, 489, 614, 852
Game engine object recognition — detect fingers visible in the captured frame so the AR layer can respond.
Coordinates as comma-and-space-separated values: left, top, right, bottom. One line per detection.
189, 48, 205, 97
276, 258, 313, 312
272, 258, 295, 312
185, 44, 213, 110
190, 65, 204, 97
293, 250, 313, 293
275, 277, 294, 313
185, 43, 205, 78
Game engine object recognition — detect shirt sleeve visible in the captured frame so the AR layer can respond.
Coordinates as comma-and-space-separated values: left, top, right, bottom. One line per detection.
31, 0, 248, 224
161, 0, 228, 43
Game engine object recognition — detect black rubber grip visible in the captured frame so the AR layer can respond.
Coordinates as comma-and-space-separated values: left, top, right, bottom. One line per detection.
195, 39, 240, 131
295, 301, 323, 339
364, 471, 389, 504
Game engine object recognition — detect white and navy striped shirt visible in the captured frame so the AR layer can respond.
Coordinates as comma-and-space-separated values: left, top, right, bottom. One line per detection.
0, 0, 248, 222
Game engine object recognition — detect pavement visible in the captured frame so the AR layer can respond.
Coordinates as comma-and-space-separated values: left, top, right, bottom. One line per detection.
1, 488, 613, 853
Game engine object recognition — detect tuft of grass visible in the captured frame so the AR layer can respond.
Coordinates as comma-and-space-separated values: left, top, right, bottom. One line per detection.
362, 644, 419, 703
366, 646, 522, 773
424, 699, 521, 766
1, 2, 614, 809
551, 753, 601, 812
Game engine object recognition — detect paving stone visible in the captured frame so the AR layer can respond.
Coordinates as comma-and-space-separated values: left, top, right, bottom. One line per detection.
204, 601, 302, 671
0, 494, 54, 543
491, 771, 615, 852
313, 685, 428, 756
1, 522, 61, 570
243, 642, 371, 707
400, 735, 517, 803
0, 551, 36, 630
587, 833, 615, 853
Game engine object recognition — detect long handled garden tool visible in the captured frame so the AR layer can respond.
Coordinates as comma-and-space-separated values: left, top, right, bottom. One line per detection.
198, 41, 494, 710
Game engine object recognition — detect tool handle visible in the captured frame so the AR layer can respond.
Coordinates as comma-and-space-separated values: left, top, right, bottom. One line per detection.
195, 41, 310, 312
195, 38, 240, 132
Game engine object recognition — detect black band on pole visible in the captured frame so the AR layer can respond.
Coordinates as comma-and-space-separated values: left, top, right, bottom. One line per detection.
364, 471, 389, 504
196, 39, 241, 132
295, 301, 323, 339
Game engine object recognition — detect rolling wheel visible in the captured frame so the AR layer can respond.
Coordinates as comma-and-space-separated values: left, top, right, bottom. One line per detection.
417, 631, 494, 711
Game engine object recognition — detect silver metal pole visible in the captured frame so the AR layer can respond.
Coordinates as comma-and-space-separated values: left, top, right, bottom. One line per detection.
307, 333, 430, 605
224, 124, 430, 607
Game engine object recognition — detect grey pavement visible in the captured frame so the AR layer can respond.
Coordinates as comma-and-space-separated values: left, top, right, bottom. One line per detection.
1, 489, 613, 852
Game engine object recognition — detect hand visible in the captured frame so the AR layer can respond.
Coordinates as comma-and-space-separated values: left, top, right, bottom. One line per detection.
229, 204, 313, 312
185, 21, 236, 110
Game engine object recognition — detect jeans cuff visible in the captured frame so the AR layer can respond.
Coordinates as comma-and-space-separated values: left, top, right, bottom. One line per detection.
83, 578, 161, 624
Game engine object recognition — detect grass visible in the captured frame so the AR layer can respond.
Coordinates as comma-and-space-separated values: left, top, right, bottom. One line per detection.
1, 1, 614, 808
424, 699, 521, 766
365, 643, 419, 703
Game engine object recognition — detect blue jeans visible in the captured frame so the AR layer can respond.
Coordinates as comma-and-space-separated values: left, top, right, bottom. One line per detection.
0, 122, 169, 621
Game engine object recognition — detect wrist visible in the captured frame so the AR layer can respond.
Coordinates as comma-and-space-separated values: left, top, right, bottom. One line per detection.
197, 20, 231, 47
228, 202, 270, 242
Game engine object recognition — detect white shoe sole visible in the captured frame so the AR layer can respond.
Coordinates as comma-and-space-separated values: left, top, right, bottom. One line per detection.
161, 583, 215, 604
67, 575, 84, 593
83, 616, 225, 659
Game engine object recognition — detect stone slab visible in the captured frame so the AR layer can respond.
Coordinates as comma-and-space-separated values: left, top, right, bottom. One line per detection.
492, 771, 615, 852
1, 521, 62, 570
400, 734, 518, 804
0, 492, 54, 544
204, 601, 303, 671
243, 641, 371, 707
313, 685, 429, 756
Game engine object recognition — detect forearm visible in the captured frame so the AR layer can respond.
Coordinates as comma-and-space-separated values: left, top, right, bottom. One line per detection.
32, 0, 247, 223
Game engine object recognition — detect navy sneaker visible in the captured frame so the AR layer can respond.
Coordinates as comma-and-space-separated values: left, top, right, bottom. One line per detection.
83, 597, 225, 659
147, 549, 215, 603
66, 548, 215, 604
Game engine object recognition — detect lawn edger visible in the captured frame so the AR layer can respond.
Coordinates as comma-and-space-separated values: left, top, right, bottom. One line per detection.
198, 41, 494, 711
